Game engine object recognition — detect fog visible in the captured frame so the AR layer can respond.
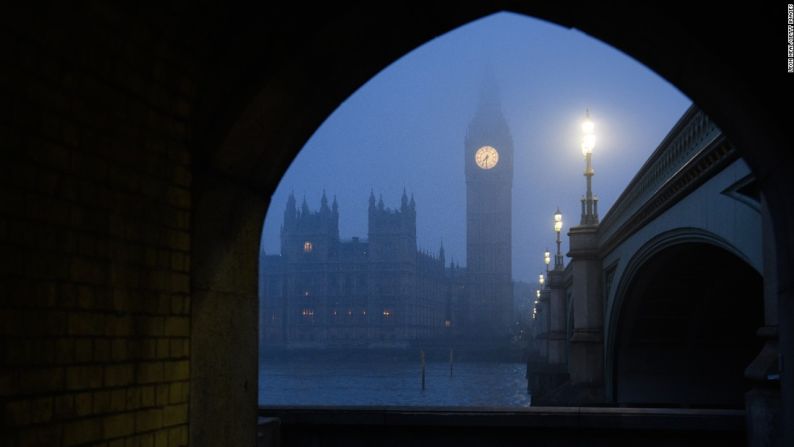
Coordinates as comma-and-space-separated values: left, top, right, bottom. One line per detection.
260, 12, 690, 282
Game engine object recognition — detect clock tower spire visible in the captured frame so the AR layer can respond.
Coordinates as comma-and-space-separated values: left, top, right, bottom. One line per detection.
463, 67, 514, 341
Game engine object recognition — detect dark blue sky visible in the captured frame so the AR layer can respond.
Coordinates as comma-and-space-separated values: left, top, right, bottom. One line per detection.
260, 12, 691, 283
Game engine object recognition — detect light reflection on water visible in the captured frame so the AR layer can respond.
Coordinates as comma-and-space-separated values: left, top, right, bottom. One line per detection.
259, 359, 531, 407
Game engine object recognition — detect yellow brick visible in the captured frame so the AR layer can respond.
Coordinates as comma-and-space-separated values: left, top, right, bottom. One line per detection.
137, 362, 163, 384
75, 392, 92, 416
168, 425, 187, 446
168, 382, 188, 404
93, 390, 111, 413
156, 384, 169, 406
18, 425, 59, 446
66, 365, 103, 390
69, 258, 104, 284
55, 339, 75, 363
135, 408, 163, 432
141, 432, 155, 447
126, 387, 141, 410
169, 339, 189, 358
104, 363, 134, 387
110, 389, 126, 412
28, 397, 52, 424
154, 429, 168, 447
163, 403, 187, 426
111, 338, 129, 361
141, 386, 155, 407
4, 399, 31, 425
157, 338, 170, 358
170, 272, 189, 293
166, 186, 190, 209
63, 417, 101, 446
163, 360, 189, 381
164, 317, 188, 337
103, 413, 135, 439
75, 338, 93, 362
94, 338, 110, 361
77, 285, 94, 308
68, 312, 103, 336
107, 314, 133, 336
54, 394, 75, 418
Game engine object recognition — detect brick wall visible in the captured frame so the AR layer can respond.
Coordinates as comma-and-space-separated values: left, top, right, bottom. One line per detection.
1, 5, 195, 446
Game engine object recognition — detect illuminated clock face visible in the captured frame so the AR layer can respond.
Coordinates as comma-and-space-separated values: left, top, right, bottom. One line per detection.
475, 145, 499, 170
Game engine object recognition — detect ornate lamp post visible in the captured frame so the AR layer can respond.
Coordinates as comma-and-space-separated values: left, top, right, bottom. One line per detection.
566, 109, 604, 384
554, 209, 563, 269
580, 110, 599, 225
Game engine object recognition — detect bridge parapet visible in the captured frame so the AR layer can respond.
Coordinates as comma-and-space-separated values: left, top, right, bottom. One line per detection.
598, 106, 720, 246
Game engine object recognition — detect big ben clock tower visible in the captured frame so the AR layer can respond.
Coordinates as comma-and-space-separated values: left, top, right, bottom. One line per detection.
464, 73, 513, 340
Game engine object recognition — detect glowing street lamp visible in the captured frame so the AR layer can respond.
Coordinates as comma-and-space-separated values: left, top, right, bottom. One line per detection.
539, 273, 545, 288
554, 208, 563, 269
580, 109, 599, 225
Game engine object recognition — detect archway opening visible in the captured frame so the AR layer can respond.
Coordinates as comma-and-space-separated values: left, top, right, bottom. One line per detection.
256, 11, 690, 408
614, 243, 763, 407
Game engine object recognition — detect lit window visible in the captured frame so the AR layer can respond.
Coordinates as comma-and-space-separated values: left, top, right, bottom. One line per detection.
383, 309, 392, 319
303, 241, 313, 253
301, 308, 314, 318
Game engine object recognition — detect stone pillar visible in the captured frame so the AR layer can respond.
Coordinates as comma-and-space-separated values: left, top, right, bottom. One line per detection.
191, 181, 265, 447
547, 269, 568, 365
527, 270, 570, 403
567, 224, 603, 392
537, 288, 550, 360
745, 195, 781, 447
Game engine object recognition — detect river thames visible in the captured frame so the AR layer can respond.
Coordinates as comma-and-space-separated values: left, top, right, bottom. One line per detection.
259, 358, 531, 407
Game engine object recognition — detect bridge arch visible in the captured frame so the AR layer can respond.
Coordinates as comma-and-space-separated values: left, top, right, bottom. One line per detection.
606, 228, 763, 406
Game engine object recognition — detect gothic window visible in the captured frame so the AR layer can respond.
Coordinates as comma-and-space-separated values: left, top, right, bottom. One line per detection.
303, 241, 313, 253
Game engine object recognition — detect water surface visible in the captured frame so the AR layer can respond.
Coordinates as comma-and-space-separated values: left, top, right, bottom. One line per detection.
259, 358, 531, 408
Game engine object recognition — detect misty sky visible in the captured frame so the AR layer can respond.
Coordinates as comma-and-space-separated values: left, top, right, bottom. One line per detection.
260, 12, 691, 283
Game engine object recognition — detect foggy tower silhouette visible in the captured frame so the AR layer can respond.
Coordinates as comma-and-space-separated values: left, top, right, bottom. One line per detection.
464, 69, 514, 340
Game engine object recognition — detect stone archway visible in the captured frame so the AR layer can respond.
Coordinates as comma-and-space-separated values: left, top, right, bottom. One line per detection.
3, 3, 788, 447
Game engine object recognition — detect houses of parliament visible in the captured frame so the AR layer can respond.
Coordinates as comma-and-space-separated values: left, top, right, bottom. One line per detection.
260, 80, 515, 349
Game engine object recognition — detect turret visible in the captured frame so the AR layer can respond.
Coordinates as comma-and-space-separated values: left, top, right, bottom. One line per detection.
301, 195, 310, 216
367, 191, 417, 264
320, 189, 330, 215
281, 192, 340, 261
284, 192, 297, 228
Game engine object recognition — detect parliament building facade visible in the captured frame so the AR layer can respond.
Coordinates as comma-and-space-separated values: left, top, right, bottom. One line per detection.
260, 191, 459, 348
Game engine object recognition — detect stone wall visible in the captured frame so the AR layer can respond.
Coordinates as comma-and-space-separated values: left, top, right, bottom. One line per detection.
1, 4, 195, 446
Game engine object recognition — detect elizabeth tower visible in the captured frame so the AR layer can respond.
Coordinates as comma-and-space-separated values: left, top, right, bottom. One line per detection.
464, 75, 513, 339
